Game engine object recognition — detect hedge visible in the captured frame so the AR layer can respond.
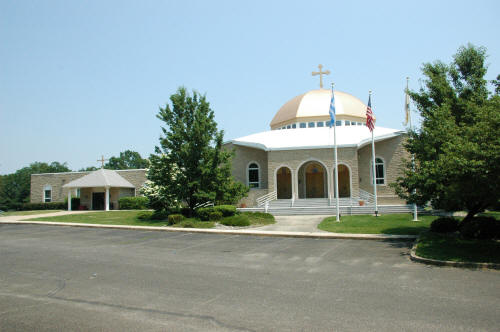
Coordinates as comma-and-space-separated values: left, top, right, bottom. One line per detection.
17, 202, 67, 211
118, 196, 149, 210
220, 214, 250, 227
430, 217, 459, 233
459, 216, 500, 240
197, 207, 214, 221
168, 214, 184, 225
208, 211, 223, 221
214, 205, 236, 217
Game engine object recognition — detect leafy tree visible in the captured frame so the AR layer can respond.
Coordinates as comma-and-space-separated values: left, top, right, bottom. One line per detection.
0, 162, 71, 208
393, 44, 500, 221
105, 150, 149, 170
78, 166, 99, 172
146, 87, 248, 214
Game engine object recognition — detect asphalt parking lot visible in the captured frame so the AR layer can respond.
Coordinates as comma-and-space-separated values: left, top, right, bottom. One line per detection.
1, 224, 499, 331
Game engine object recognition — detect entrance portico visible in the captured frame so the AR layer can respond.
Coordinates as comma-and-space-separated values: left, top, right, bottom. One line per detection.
63, 169, 136, 211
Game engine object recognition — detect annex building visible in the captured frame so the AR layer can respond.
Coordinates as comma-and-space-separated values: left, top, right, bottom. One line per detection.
31, 169, 147, 211
226, 87, 411, 213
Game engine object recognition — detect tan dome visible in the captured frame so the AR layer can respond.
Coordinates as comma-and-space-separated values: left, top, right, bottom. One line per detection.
270, 89, 373, 128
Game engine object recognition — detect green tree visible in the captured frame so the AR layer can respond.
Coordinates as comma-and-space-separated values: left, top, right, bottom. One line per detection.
105, 150, 149, 170
393, 44, 500, 221
0, 162, 71, 208
146, 87, 248, 214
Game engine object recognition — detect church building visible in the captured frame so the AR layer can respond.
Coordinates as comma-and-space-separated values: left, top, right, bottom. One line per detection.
226, 74, 410, 212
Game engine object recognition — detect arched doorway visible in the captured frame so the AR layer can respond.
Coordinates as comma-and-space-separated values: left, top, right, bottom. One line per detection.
333, 164, 351, 197
276, 167, 292, 199
298, 161, 328, 198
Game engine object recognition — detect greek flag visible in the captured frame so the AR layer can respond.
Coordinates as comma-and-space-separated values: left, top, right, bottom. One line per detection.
329, 90, 336, 127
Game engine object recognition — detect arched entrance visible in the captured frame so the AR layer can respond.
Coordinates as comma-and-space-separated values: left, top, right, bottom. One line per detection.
298, 161, 328, 198
276, 167, 292, 199
333, 164, 351, 197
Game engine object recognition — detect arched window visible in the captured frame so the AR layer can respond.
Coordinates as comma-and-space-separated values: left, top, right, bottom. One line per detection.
247, 163, 260, 188
371, 157, 385, 185
44, 185, 52, 203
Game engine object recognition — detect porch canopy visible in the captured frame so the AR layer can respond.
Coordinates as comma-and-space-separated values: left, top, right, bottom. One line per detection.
63, 168, 135, 211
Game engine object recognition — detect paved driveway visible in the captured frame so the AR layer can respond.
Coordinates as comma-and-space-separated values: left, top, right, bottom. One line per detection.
256, 215, 329, 233
0, 224, 499, 331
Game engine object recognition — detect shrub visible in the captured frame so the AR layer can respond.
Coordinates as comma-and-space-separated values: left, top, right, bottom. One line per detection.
20, 202, 66, 211
459, 216, 500, 240
137, 211, 153, 220
64, 197, 81, 210
214, 205, 236, 217
181, 220, 194, 228
118, 196, 149, 210
196, 207, 214, 221
220, 214, 250, 227
430, 217, 459, 233
180, 207, 192, 217
150, 210, 169, 221
168, 214, 184, 225
209, 211, 223, 221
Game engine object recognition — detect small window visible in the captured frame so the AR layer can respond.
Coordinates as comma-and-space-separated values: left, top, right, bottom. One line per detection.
357, 122, 362, 126
292, 123, 297, 129
335, 120, 342, 126
75, 188, 81, 198
371, 157, 385, 185
44, 185, 52, 203
363, 123, 367, 126
282, 126, 286, 130
308, 122, 315, 128
345, 121, 351, 126
286, 125, 291, 129
299, 122, 306, 128
317, 121, 324, 127
248, 163, 260, 188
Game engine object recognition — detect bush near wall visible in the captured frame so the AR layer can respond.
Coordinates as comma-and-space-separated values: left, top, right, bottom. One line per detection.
196, 207, 214, 221
19, 202, 67, 211
214, 205, 236, 217
63, 197, 81, 210
118, 196, 149, 210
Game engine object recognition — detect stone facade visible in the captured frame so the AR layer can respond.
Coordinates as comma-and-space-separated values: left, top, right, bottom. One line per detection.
358, 135, 408, 204
227, 134, 408, 207
31, 169, 147, 209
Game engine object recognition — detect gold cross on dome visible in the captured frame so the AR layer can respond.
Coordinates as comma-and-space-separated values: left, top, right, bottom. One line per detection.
312, 64, 330, 89
97, 155, 108, 168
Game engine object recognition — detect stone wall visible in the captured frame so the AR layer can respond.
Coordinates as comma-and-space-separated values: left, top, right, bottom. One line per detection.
31, 169, 147, 206
267, 147, 359, 200
358, 135, 409, 204
31, 171, 89, 203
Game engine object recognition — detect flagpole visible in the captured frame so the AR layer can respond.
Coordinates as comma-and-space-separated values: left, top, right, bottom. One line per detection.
331, 83, 340, 222
369, 91, 378, 217
406, 77, 418, 221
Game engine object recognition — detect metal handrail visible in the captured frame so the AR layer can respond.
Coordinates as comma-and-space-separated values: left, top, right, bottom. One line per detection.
256, 191, 277, 207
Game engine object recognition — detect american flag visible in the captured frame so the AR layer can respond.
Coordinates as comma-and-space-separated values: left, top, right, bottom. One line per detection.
366, 94, 375, 132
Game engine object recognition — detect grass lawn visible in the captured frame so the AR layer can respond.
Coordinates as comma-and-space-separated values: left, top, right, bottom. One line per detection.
242, 212, 276, 226
318, 213, 437, 235
27, 210, 275, 228
416, 232, 500, 264
29, 211, 215, 228
0, 210, 63, 217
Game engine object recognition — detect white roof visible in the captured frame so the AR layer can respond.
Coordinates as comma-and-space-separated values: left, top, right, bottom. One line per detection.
62, 169, 135, 188
230, 126, 405, 151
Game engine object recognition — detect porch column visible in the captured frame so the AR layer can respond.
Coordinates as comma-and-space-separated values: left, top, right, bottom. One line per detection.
105, 187, 110, 211
67, 190, 71, 211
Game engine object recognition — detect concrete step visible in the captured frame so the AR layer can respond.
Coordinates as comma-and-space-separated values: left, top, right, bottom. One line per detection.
239, 205, 427, 216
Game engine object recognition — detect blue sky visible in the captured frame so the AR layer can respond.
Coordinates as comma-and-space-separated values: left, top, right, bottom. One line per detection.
1, 0, 499, 174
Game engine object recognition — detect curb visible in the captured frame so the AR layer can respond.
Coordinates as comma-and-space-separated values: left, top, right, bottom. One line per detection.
410, 237, 500, 270
0, 220, 417, 240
